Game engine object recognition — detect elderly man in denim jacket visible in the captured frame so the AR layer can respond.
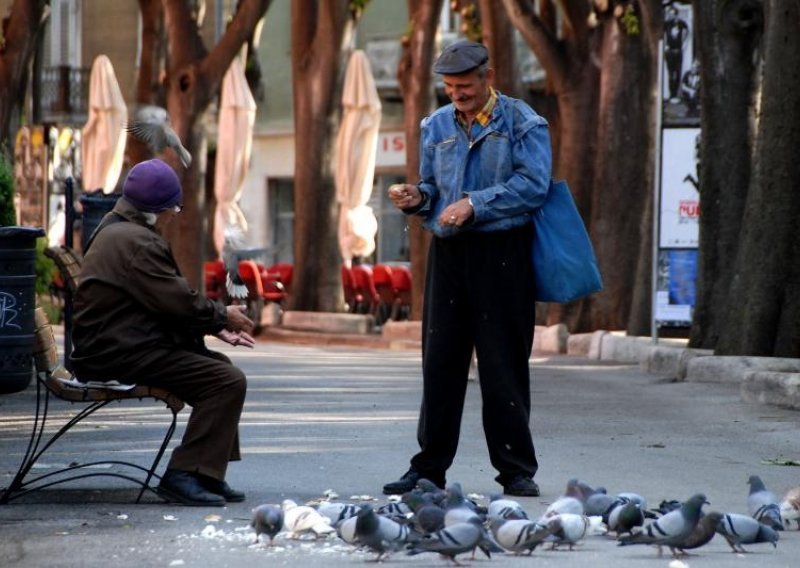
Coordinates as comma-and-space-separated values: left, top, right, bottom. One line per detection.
384, 40, 551, 497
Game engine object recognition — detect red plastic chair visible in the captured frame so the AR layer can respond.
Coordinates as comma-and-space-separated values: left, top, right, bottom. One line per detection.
258, 264, 287, 304
351, 264, 380, 315
390, 265, 412, 320
268, 263, 294, 295
341, 265, 361, 312
372, 264, 395, 324
203, 259, 226, 301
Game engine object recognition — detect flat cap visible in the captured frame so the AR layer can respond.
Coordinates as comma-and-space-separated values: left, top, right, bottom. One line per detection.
434, 40, 489, 74
123, 159, 182, 213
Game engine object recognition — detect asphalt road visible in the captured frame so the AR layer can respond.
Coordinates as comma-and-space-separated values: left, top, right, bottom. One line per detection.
0, 335, 798, 567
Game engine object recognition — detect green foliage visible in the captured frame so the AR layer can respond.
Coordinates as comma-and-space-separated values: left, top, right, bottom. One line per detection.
350, 0, 372, 20
0, 151, 16, 226
34, 237, 55, 296
620, 4, 640, 36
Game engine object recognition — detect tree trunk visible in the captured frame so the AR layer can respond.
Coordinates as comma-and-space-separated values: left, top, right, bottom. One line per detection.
582, 1, 660, 334
288, 0, 351, 312
0, 0, 47, 152
398, 0, 442, 320
478, 0, 522, 98
156, 0, 271, 288
689, 0, 763, 349
717, 0, 800, 356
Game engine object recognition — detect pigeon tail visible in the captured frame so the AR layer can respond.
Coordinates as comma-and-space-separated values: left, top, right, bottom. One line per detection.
226, 273, 249, 299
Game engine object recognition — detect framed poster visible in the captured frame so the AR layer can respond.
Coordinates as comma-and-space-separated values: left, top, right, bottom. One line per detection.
660, 127, 700, 248
655, 249, 697, 326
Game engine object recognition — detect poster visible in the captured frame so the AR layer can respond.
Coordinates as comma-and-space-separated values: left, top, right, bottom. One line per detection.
662, 2, 699, 126
660, 127, 700, 248
655, 249, 697, 325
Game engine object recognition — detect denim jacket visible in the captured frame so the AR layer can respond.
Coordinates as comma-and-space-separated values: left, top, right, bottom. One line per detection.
409, 93, 551, 237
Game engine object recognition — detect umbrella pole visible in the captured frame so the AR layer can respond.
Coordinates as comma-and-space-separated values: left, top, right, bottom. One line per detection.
63, 177, 75, 371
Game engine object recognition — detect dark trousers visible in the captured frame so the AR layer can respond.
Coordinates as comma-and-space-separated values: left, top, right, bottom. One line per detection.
123, 347, 246, 481
410, 225, 538, 486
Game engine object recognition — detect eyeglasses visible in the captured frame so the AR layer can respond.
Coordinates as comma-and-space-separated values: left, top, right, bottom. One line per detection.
173, 204, 183, 214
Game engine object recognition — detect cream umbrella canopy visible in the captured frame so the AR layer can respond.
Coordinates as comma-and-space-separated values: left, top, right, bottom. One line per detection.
335, 49, 382, 265
213, 57, 257, 255
81, 55, 127, 194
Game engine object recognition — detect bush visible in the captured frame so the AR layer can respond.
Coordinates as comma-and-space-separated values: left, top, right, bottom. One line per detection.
0, 151, 15, 226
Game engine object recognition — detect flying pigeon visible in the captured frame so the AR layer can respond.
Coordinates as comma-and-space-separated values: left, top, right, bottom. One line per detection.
280, 499, 336, 538
126, 104, 192, 168
618, 493, 708, 557
747, 475, 784, 530
716, 512, 780, 552
353, 504, 419, 561
250, 504, 284, 546
779, 486, 800, 529
489, 517, 549, 554
221, 226, 249, 299
406, 520, 484, 565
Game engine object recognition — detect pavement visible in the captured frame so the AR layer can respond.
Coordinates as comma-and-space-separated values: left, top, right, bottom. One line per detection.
0, 325, 799, 567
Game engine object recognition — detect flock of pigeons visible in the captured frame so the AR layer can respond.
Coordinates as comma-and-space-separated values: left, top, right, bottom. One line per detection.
249, 475, 799, 564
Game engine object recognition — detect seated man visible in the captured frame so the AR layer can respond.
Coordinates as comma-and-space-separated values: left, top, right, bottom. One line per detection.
71, 159, 255, 507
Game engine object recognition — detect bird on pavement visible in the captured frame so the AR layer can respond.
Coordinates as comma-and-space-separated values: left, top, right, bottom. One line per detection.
126, 104, 192, 168
315, 501, 361, 526
487, 493, 529, 521
671, 511, 723, 556
353, 504, 419, 561
780, 486, 800, 529
280, 499, 336, 538
618, 493, 708, 557
716, 512, 780, 552
251, 504, 284, 546
544, 513, 604, 550
489, 517, 549, 554
407, 519, 483, 565
747, 475, 784, 530
607, 500, 645, 536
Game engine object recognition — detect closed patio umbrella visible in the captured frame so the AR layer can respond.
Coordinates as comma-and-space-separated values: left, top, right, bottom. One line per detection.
81, 55, 127, 194
213, 57, 256, 255
335, 49, 382, 265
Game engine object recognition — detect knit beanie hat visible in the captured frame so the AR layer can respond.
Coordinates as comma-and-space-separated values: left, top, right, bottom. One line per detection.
122, 159, 182, 212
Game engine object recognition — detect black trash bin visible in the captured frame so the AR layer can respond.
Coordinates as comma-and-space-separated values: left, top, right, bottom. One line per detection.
79, 192, 120, 252
0, 226, 46, 394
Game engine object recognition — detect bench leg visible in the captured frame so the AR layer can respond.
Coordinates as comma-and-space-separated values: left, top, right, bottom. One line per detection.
135, 406, 180, 503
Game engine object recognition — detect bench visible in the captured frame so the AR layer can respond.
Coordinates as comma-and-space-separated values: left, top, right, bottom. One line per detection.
0, 311, 185, 504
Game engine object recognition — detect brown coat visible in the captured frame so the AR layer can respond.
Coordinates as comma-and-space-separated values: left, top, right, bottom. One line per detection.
71, 197, 227, 380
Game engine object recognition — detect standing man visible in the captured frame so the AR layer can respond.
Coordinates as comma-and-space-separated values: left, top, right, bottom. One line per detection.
383, 40, 551, 497
71, 159, 255, 507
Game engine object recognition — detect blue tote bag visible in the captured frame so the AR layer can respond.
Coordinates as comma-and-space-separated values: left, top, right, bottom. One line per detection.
531, 180, 603, 303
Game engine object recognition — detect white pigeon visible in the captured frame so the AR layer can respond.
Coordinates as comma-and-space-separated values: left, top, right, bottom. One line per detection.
544, 513, 600, 550
280, 499, 336, 538
540, 496, 584, 520
779, 486, 800, 529
126, 104, 192, 168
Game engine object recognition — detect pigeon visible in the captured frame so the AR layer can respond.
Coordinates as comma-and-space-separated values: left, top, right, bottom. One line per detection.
406, 519, 484, 565
672, 511, 724, 555
376, 500, 413, 522
780, 486, 800, 529
336, 514, 359, 545
221, 226, 249, 299
280, 499, 336, 538
607, 500, 645, 535
443, 482, 483, 526
353, 504, 419, 561
315, 501, 361, 526
543, 513, 598, 550
403, 492, 445, 533
747, 475, 784, 530
540, 496, 584, 519
250, 504, 284, 546
487, 493, 529, 521
716, 512, 780, 552
618, 493, 708, 557
489, 517, 549, 554
126, 104, 192, 168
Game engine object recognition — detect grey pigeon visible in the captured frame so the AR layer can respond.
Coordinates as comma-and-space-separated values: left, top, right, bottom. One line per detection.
353, 504, 419, 561
315, 501, 361, 526
717, 512, 780, 552
376, 500, 413, 522
672, 511, 723, 555
489, 517, 549, 554
618, 493, 708, 557
540, 496, 584, 520
336, 514, 359, 545
407, 519, 483, 565
544, 514, 601, 550
748, 475, 784, 530
403, 492, 445, 534
607, 500, 644, 536
126, 104, 192, 168
487, 493, 529, 521
251, 504, 284, 546
443, 482, 483, 526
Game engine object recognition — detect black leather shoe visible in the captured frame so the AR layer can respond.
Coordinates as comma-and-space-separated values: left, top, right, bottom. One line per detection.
503, 475, 540, 497
383, 469, 422, 495
156, 470, 226, 506
199, 475, 245, 503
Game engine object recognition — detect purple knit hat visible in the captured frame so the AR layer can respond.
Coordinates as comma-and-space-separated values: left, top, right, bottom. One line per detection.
122, 159, 182, 212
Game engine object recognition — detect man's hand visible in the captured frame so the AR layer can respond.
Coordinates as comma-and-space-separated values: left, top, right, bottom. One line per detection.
388, 183, 422, 210
225, 304, 254, 334
216, 329, 256, 348
438, 197, 474, 228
